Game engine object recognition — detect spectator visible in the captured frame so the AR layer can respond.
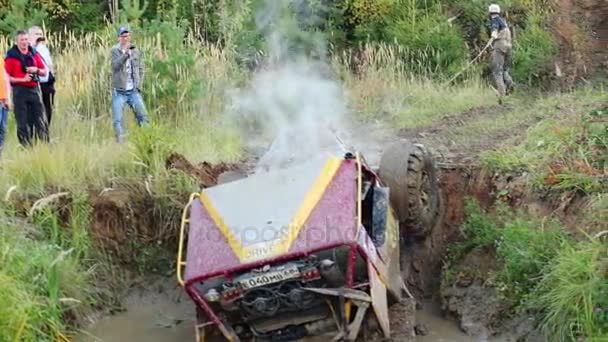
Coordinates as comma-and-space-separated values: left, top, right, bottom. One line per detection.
111, 25, 148, 143
0, 59, 9, 154
4, 29, 48, 147
29, 26, 55, 126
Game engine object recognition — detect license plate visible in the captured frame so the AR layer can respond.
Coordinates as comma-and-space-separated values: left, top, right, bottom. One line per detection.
239, 265, 301, 289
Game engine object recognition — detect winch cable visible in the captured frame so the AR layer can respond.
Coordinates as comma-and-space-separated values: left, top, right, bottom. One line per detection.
443, 38, 494, 86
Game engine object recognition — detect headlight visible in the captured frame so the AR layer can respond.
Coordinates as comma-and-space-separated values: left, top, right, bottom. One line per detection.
320, 259, 335, 268
203, 288, 220, 302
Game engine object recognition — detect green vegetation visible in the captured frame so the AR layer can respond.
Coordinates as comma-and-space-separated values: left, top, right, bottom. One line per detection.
1, 0, 562, 84
446, 200, 607, 341
0, 212, 93, 342
336, 42, 496, 127
481, 99, 607, 195
533, 238, 608, 341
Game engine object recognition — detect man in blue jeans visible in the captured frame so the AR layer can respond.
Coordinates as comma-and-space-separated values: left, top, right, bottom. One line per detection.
111, 26, 148, 143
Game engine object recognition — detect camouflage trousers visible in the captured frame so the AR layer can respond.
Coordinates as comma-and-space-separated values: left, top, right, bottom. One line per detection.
491, 47, 514, 97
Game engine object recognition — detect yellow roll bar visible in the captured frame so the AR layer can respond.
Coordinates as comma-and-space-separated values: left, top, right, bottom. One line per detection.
345, 152, 364, 321
177, 192, 199, 287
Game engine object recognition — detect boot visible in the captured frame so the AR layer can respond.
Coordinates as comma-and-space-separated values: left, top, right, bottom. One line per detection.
506, 82, 515, 95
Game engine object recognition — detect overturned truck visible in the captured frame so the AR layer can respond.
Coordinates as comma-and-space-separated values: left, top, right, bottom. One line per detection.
176, 140, 440, 341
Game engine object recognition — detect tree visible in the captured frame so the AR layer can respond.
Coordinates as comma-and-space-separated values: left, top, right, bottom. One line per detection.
0, 0, 47, 35
118, 0, 149, 26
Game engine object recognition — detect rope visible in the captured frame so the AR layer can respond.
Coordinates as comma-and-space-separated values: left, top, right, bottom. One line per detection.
443, 38, 494, 86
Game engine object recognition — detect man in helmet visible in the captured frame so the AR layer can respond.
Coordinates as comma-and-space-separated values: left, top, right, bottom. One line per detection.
488, 4, 514, 102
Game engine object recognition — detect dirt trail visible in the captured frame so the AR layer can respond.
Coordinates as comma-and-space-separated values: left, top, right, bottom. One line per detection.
343, 103, 527, 169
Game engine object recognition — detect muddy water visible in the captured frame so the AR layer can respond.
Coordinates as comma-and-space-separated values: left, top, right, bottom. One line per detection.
77, 279, 196, 342
78, 279, 479, 342
415, 300, 475, 342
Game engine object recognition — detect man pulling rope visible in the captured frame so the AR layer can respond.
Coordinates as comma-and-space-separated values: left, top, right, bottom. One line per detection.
445, 4, 515, 104
488, 3, 515, 103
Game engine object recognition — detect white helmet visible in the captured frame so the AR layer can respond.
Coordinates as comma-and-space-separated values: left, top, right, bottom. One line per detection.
489, 4, 501, 14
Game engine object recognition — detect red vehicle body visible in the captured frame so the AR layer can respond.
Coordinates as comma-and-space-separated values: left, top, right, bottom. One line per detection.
176, 142, 440, 341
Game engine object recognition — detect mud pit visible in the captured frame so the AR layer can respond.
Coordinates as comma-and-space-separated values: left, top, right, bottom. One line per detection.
77, 108, 538, 340
77, 278, 196, 342
78, 282, 473, 342
81, 100, 580, 341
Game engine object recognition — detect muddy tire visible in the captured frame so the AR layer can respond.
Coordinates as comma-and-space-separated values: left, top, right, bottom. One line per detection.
378, 140, 440, 237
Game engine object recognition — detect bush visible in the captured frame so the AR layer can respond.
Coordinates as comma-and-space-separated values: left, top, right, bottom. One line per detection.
447, 200, 606, 339
496, 217, 566, 300
383, 11, 468, 76
446, 199, 502, 261
346, 0, 468, 76
512, 15, 559, 85
129, 122, 177, 173
0, 220, 92, 341
532, 238, 608, 341
447, 200, 568, 303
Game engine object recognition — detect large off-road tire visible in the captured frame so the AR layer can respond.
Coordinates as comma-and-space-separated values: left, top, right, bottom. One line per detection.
378, 140, 440, 237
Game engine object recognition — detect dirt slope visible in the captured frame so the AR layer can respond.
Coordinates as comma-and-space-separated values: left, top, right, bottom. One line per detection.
552, 0, 608, 85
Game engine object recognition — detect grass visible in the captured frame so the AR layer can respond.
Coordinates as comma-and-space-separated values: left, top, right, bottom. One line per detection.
0, 31, 243, 197
335, 42, 496, 128
532, 237, 608, 341
479, 87, 607, 194
0, 215, 93, 342
432, 86, 605, 149
445, 200, 607, 340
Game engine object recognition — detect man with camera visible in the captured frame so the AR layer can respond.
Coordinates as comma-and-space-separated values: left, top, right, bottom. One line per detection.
4, 29, 48, 147
111, 25, 148, 143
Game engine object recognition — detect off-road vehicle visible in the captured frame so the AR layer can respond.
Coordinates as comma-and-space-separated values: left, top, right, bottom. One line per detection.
176, 140, 440, 341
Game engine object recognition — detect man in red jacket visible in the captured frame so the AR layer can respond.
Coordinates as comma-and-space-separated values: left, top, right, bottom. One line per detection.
4, 29, 48, 147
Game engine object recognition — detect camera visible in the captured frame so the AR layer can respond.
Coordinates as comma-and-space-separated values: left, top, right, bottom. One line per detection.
21, 63, 40, 82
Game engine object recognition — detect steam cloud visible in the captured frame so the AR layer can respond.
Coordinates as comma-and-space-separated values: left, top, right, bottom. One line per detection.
226, 0, 351, 173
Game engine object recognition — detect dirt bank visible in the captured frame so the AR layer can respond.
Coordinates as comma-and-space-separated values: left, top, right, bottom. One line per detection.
402, 166, 495, 300
551, 0, 608, 86
89, 154, 242, 262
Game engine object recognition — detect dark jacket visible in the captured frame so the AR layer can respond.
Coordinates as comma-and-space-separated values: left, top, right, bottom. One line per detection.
4, 45, 46, 87
6, 45, 39, 72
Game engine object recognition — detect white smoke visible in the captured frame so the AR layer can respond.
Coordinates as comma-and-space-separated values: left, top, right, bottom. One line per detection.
226, 0, 351, 173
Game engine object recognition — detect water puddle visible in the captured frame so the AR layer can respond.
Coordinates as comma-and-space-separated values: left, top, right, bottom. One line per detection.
78, 279, 480, 342
76, 279, 196, 342
416, 300, 473, 342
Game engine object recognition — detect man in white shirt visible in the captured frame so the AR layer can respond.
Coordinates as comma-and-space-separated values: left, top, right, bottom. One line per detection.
29, 26, 55, 126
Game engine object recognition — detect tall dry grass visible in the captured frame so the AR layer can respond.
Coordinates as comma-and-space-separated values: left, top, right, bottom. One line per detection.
0, 30, 243, 196
335, 42, 496, 128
